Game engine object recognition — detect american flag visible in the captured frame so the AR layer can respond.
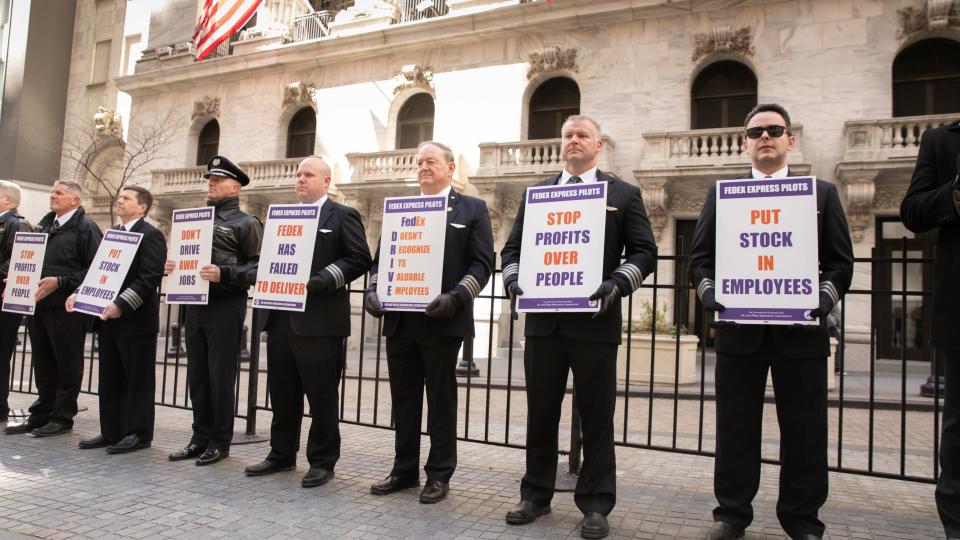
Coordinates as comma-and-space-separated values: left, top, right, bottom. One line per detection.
194, 0, 262, 61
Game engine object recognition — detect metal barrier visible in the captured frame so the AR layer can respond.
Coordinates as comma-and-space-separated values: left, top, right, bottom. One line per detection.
7, 242, 940, 484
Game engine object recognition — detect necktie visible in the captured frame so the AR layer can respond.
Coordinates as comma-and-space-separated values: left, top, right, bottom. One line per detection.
568, 176, 583, 184
52, 219, 61, 230
764, 175, 773, 179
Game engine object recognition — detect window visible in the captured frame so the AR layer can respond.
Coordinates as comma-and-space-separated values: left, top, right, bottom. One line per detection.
893, 38, 960, 117
528, 77, 580, 140
396, 93, 434, 149
91, 40, 112, 84
196, 120, 220, 166
691, 61, 757, 129
286, 107, 316, 158
121, 34, 143, 77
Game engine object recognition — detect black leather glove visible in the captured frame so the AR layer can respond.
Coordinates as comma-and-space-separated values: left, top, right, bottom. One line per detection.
807, 290, 835, 319
588, 280, 620, 319
306, 274, 330, 294
714, 320, 739, 329
700, 286, 726, 312
425, 292, 462, 319
363, 289, 386, 318
505, 280, 524, 321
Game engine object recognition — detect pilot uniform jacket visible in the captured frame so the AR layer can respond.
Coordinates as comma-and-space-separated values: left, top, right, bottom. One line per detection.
900, 120, 960, 351
98, 219, 166, 336
209, 197, 262, 298
500, 170, 659, 343
689, 173, 854, 358
370, 189, 495, 338
254, 200, 372, 336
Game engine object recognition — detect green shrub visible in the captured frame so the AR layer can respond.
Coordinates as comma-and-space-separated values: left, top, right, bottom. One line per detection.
623, 299, 687, 336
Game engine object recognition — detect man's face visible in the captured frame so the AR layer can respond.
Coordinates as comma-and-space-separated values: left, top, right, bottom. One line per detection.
295, 158, 331, 203
115, 189, 146, 221
416, 144, 454, 196
207, 175, 239, 202
743, 111, 795, 171
0, 193, 14, 213
49, 184, 80, 215
560, 119, 603, 167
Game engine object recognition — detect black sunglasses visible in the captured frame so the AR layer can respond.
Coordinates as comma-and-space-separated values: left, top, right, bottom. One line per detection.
745, 125, 788, 139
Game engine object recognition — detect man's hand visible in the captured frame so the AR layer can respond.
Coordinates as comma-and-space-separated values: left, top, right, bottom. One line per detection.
808, 291, 835, 319
100, 303, 121, 321
35, 277, 59, 301
505, 281, 524, 321
199, 264, 221, 283
425, 293, 461, 319
306, 275, 328, 294
700, 286, 726, 312
65, 294, 77, 312
164, 259, 175, 275
364, 289, 386, 318
588, 280, 620, 319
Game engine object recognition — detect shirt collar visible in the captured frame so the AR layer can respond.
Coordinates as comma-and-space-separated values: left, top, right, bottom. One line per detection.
307, 195, 329, 208
561, 166, 598, 184
421, 185, 452, 198
55, 207, 79, 225
122, 217, 142, 231
751, 165, 789, 180
0, 210, 9, 220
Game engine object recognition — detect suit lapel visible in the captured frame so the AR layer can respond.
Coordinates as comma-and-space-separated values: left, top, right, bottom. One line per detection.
446, 190, 461, 224
316, 200, 335, 229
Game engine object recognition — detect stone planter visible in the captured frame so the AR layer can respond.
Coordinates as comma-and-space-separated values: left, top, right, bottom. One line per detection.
766, 337, 838, 390
618, 333, 700, 385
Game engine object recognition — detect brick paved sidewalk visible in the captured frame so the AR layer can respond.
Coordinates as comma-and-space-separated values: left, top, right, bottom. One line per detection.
0, 392, 944, 539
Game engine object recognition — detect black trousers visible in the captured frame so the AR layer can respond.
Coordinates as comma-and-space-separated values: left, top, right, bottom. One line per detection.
185, 297, 245, 451
265, 311, 342, 470
937, 349, 960, 537
26, 308, 87, 427
0, 310, 23, 415
98, 332, 156, 442
521, 331, 618, 515
385, 334, 462, 483
713, 329, 828, 538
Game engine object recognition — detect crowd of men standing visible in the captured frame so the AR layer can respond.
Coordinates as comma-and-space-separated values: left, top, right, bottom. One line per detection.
0, 104, 957, 540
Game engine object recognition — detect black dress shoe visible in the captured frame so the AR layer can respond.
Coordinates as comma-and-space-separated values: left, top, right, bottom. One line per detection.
580, 512, 609, 539
79, 434, 111, 449
245, 459, 296, 477
4, 420, 40, 435
370, 475, 419, 495
196, 448, 229, 466
168, 443, 204, 461
301, 467, 334, 488
418, 480, 449, 504
31, 421, 71, 437
706, 521, 744, 540
505, 500, 551, 525
106, 434, 150, 454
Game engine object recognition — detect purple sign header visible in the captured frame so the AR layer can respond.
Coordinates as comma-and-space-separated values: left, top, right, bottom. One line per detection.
1, 302, 33, 314
518, 297, 596, 310
13, 232, 46, 245
74, 301, 105, 316
173, 208, 214, 223
382, 301, 429, 310
104, 230, 142, 245
384, 197, 446, 214
253, 298, 305, 310
527, 183, 606, 205
718, 177, 814, 200
168, 293, 207, 302
720, 307, 814, 323
269, 205, 319, 219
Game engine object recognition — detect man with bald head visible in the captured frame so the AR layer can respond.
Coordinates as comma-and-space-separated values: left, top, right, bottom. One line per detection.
244, 156, 371, 487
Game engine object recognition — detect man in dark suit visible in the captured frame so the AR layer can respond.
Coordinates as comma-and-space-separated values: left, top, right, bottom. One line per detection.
500, 115, 658, 540
244, 156, 371, 488
364, 140, 494, 504
4, 180, 102, 437
900, 119, 960, 540
689, 103, 854, 540
166, 155, 263, 466
0, 180, 32, 423
69, 186, 166, 454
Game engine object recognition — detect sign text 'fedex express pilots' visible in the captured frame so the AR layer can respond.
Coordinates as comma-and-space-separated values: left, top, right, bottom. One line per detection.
252, 204, 321, 312
715, 176, 819, 324
376, 195, 447, 311
165, 207, 214, 304
517, 182, 606, 312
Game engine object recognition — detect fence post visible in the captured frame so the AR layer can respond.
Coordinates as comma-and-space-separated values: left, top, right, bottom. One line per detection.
245, 309, 261, 436
456, 336, 479, 377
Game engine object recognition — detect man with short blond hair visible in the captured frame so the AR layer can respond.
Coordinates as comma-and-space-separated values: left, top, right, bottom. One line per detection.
0, 180, 32, 423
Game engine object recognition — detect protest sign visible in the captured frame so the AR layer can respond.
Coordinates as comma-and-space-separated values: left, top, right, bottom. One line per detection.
73, 229, 143, 317
2, 232, 47, 315
376, 195, 447, 311
252, 204, 321, 312
516, 182, 607, 313
165, 207, 214, 304
715, 176, 819, 325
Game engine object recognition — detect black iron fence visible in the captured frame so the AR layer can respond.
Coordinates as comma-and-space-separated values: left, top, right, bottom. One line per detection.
7, 243, 941, 483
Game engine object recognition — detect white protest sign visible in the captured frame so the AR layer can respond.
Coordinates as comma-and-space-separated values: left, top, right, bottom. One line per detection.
165, 207, 214, 304
376, 195, 447, 312
517, 182, 607, 312
2, 232, 47, 315
73, 229, 143, 317
252, 204, 321, 312
715, 176, 819, 325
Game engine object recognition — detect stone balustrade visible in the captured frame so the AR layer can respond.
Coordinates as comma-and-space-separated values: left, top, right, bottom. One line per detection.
841, 114, 955, 162
152, 158, 301, 194
475, 136, 615, 178
151, 165, 206, 194
346, 149, 418, 183
640, 125, 805, 169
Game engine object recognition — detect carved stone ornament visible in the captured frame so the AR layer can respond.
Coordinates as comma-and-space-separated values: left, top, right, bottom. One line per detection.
94, 107, 123, 139
692, 26, 754, 61
192, 97, 221, 121
527, 47, 578, 80
155, 41, 196, 58
845, 179, 876, 243
640, 181, 668, 242
898, 0, 960, 38
283, 82, 316, 108
393, 65, 434, 95
333, 0, 396, 23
